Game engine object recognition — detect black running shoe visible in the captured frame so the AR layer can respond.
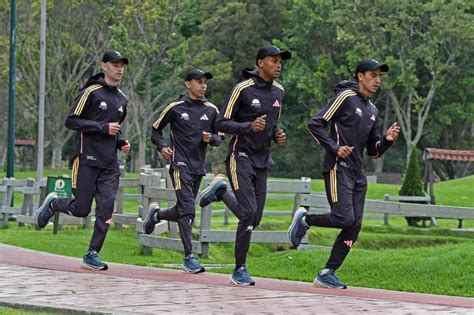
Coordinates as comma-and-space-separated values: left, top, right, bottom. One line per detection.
81, 250, 108, 271
143, 202, 160, 234
35, 192, 58, 229
199, 175, 227, 207
182, 255, 205, 274
313, 268, 347, 289
288, 207, 309, 247
231, 265, 255, 286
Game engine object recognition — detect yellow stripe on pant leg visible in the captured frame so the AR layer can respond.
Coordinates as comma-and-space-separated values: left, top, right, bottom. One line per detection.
330, 169, 338, 203
71, 157, 79, 189
174, 169, 181, 190
230, 153, 239, 190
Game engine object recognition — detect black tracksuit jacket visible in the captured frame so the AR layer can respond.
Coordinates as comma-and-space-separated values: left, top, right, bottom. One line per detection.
216, 69, 284, 168
307, 80, 392, 178
151, 95, 222, 175
65, 73, 128, 169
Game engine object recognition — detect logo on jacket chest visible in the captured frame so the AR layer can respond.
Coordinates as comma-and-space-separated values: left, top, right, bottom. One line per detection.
180, 112, 190, 121
355, 107, 362, 117
272, 100, 281, 107
99, 101, 107, 111
200, 114, 209, 121
251, 98, 261, 109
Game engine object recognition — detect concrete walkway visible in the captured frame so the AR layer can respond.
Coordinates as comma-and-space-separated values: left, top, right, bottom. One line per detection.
0, 244, 473, 314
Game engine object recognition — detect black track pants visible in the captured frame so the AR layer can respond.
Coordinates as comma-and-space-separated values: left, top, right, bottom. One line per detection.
158, 167, 202, 257
53, 161, 120, 253
304, 167, 367, 270
225, 155, 267, 267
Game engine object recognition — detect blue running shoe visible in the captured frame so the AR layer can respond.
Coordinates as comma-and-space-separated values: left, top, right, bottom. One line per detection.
313, 269, 347, 289
199, 174, 227, 207
231, 265, 255, 286
182, 256, 205, 274
81, 250, 108, 271
35, 192, 58, 229
143, 202, 160, 235
288, 207, 309, 247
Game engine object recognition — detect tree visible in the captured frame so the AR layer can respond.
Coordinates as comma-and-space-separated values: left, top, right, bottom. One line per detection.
333, 0, 474, 164
16, 0, 108, 168
106, 0, 193, 169
0, 3, 10, 165
399, 148, 427, 226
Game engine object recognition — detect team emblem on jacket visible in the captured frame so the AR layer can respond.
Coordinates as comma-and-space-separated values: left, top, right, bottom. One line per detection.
200, 114, 209, 120
99, 101, 107, 110
251, 98, 261, 109
272, 100, 281, 107
180, 113, 189, 120
355, 108, 362, 117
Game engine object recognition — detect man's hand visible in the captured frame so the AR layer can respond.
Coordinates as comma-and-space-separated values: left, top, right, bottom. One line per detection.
160, 147, 173, 160
108, 122, 121, 135
385, 122, 400, 141
275, 129, 287, 146
120, 140, 130, 153
251, 115, 266, 132
202, 131, 212, 143
337, 146, 354, 159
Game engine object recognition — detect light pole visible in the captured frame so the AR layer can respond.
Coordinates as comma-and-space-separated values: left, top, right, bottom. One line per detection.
37, 0, 47, 180
7, 0, 17, 179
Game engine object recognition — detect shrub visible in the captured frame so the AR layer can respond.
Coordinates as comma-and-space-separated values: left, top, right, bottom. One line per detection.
399, 148, 428, 227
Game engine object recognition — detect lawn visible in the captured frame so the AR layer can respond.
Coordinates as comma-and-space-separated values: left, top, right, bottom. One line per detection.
1, 172, 473, 297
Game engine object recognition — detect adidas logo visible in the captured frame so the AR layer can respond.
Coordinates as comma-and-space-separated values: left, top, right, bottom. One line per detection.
272, 100, 281, 107
344, 240, 353, 247
371, 114, 376, 121
200, 114, 209, 120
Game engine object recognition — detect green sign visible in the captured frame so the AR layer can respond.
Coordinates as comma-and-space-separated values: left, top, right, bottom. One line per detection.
47, 175, 72, 198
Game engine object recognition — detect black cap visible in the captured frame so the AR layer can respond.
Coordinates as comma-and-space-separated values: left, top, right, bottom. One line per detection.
355, 59, 389, 78
185, 69, 213, 81
102, 50, 129, 65
256, 45, 292, 64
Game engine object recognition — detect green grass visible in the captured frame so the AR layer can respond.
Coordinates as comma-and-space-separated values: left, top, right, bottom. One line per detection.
1, 172, 473, 297
0, 307, 50, 314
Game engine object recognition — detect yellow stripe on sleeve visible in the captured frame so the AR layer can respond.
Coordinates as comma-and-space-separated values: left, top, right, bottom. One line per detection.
73, 84, 103, 116
224, 80, 254, 119
272, 81, 284, 91
152, 101, 184, 129
322, 90, 357, 121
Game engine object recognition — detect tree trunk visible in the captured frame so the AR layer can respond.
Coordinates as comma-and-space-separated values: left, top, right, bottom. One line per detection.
51, 145, 63, 170
137, 132, 146, 169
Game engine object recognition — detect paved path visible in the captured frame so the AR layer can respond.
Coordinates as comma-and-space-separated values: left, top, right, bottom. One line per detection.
0, 244, 473, 314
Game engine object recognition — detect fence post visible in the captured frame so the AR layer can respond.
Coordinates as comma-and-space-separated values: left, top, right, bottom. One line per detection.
199, 204, 212, 259
18, 178, 35, 227
115, 165, 125, 229
383, 194, 390, 225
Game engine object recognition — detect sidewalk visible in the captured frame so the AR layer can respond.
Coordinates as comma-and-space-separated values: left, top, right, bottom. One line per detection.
0, 244, 473, 314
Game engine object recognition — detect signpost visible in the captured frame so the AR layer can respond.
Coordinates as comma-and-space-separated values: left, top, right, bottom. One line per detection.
47, 176, 71, 234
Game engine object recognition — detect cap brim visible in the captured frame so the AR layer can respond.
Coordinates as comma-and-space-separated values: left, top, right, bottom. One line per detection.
279, 51, 292, 60
203, 72, 213, 79
259, 51, 292, 61
108, 57, 129, 65
186, 72, 213, 81
377, 63, 389, 72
